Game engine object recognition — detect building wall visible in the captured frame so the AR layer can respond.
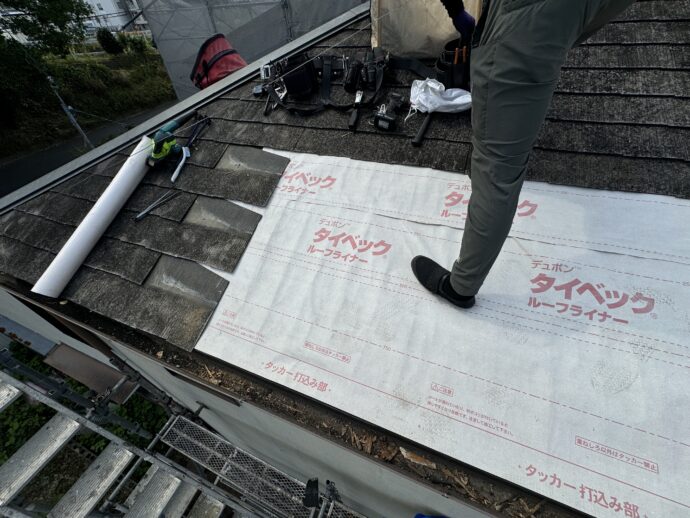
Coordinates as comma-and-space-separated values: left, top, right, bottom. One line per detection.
84, 0, 147, 32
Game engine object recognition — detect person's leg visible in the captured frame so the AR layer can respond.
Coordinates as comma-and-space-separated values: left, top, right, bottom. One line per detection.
449, 0, 633, 296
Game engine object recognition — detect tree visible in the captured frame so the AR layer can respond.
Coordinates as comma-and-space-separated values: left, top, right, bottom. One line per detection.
0, 0, 92, 55
97, 27, 123, 54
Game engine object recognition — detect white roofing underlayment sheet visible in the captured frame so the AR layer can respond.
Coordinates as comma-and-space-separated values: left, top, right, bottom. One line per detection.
196, 151, 690, 518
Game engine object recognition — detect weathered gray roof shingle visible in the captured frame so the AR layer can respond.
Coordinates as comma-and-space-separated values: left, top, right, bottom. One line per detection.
0, 137, 289, 349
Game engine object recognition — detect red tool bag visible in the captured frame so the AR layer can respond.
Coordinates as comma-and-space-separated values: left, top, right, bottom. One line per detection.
190, 34, 247, 89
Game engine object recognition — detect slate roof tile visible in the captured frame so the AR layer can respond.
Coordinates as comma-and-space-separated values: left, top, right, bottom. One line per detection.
547, 94, 690, 126
616, 0, 690, 20
63, 266, 222, 351
0, 235, 55, 285
537, 121, 689, 160
564, 44, 690, 69
556, 68, 688, 96
144, 163, 282, 206
527, 150, 690, 197
0, 211, 160, 284
585, 21, 690, 45
105, 210, 252, 272
187, 140, 228, 168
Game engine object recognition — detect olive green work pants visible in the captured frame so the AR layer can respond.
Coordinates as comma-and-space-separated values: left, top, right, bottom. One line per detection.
450, 0, 635, 296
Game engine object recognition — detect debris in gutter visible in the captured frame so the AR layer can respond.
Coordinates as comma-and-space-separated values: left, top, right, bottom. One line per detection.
202, 363, 221, 385
400, 447, 437, 470
442, 467, 478, 500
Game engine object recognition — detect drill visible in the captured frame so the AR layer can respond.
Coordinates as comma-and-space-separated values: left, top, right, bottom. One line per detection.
146, 112, 196, 168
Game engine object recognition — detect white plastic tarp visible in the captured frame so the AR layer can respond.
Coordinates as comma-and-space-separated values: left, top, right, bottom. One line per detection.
197, 151, 690, 518
371, 0, 482, 57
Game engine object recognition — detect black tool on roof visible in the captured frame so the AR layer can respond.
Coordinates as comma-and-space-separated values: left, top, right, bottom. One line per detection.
374, 93, 406, 132
262, 47, 434, 130
133, 190, 181, 222
186, 115, 212, 148
413, 40, 469, 147
348, 89, 364, 131
412, 112, 434, 147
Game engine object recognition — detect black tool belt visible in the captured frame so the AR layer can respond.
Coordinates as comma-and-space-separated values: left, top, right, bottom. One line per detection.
435, 38, 472, 90
264, 48, 435, 117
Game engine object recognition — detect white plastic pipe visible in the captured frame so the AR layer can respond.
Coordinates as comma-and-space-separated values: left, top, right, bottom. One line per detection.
32, 136, 152, 298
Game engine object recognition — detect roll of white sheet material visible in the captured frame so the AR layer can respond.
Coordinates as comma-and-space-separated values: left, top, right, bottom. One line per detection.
32, 136, 152, 298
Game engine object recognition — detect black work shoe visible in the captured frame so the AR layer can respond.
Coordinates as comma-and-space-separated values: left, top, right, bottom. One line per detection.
411, 256, 476, 309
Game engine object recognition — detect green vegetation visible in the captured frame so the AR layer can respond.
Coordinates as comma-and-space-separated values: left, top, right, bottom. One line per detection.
117, 32, 149, 55
97, 28, 124, 55
0, 41, 175, 158
0, 0, 175, 160
0, 398, 55, 464
0, 343, 169, 462
0, 0, 92, 56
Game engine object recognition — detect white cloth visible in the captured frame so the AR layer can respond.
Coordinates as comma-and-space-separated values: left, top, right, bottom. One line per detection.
409, 78, 472, 114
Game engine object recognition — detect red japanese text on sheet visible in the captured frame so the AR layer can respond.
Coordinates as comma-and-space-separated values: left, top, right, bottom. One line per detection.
427, 396, 512, 437
441, 183, 538, 221
523, 464, 647, 518
221, 309, 237, 320
529, 273, 656, 326
431, 382, 454, 397
304, 341, 351, 364
279, 171, 337, 196
575, 437, 659, 474
319, 218, 347, 229
263, 362, 330, 393
213, 320, 265, 344
307, 227, 392, 264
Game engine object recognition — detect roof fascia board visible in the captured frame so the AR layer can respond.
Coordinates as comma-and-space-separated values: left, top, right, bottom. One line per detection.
0, 2, 370, 214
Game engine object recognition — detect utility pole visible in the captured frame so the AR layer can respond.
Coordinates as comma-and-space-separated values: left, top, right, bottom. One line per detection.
282, 0, 294, 41
47, 75, 95, 150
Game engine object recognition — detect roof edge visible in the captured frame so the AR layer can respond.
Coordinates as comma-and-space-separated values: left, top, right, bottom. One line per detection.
0, 2, 370, 214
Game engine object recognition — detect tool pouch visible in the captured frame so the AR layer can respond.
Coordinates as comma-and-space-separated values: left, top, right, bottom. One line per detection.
435, 38, 471, 90
279, 53, 317, 99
